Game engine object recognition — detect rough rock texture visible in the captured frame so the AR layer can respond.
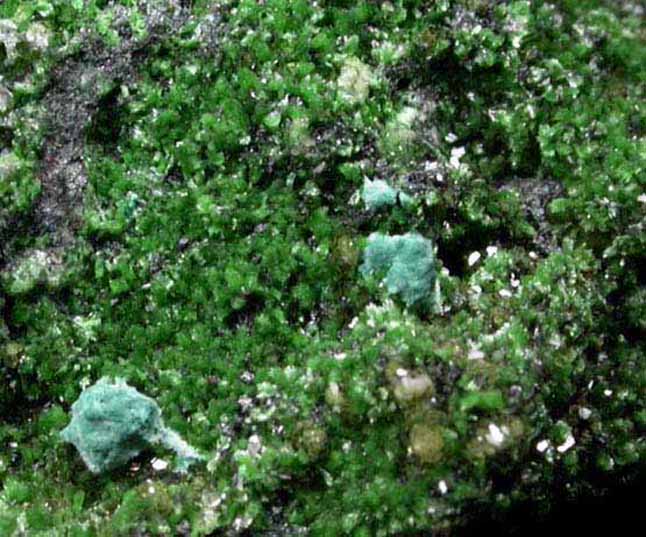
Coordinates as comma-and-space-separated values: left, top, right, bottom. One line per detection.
34, 2, 193, 246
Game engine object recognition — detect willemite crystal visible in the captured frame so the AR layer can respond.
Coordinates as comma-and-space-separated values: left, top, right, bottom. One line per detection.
60, 377, 202, 474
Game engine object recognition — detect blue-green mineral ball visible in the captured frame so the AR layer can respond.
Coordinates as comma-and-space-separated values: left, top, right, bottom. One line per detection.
60, 378, 164, 473
360, 232, 436, 308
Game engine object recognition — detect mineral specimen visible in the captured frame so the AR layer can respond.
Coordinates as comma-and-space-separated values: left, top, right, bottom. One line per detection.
361, 178, 412, 211
360, 232, 436, 308
60, 378, 202, 474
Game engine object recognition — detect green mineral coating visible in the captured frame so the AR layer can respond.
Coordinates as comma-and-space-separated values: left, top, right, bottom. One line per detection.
60, 378, 201, 474
360, 232, 436, 308
458, 390, 505, 413
0, 0, 644, 534
361, 178, 412, 210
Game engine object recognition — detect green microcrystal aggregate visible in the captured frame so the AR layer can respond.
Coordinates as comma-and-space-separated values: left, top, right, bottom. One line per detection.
0, 0, 644, 535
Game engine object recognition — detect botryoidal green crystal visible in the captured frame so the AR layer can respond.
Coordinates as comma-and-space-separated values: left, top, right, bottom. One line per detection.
361, 178, 412, 210
60, 377, 202, 474
360, 232, 436, 308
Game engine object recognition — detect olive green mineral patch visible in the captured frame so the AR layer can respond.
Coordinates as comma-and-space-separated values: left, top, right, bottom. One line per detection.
409, 423, 444, 464
336, 57, 374, 105
60, 378, 203, 474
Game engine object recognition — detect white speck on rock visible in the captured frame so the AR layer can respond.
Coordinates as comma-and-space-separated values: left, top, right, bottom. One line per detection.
25, 23, 50, 51
449, 147, 466, 169
468, 251, 481, 267
151, 458, 169, 471
238, 397, 253, 410
0, 19, 19, 62
0, 85, 11, 112
557, 434, 576, 453
438, 480, 448, 494
578, 407, 592, 420
485, 423, 505, 447
536, 439, 550, 453
468, 348, 485, 361
248, 434, 262, 456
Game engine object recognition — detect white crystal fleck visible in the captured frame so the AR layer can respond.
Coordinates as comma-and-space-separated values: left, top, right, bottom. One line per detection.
485, 423, 505, 447
0, 20, 19, 62
25, 23, 50, 51
438, 480, 448, 494
578, 407, 592, 420
449, 147, 466, 169
248, 434, 262, 456
536, 439, 550, 453
468, 348, 485, 361
556, 434, 576, 453
468, 251, 481, 267
0, 85, 11, 112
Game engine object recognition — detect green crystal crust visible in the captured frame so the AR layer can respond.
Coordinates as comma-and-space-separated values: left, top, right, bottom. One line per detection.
0, 0, 643, 534
360, 232, 436, 308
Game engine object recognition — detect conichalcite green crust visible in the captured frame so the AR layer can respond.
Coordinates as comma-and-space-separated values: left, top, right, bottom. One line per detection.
360, 232, 436, 308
